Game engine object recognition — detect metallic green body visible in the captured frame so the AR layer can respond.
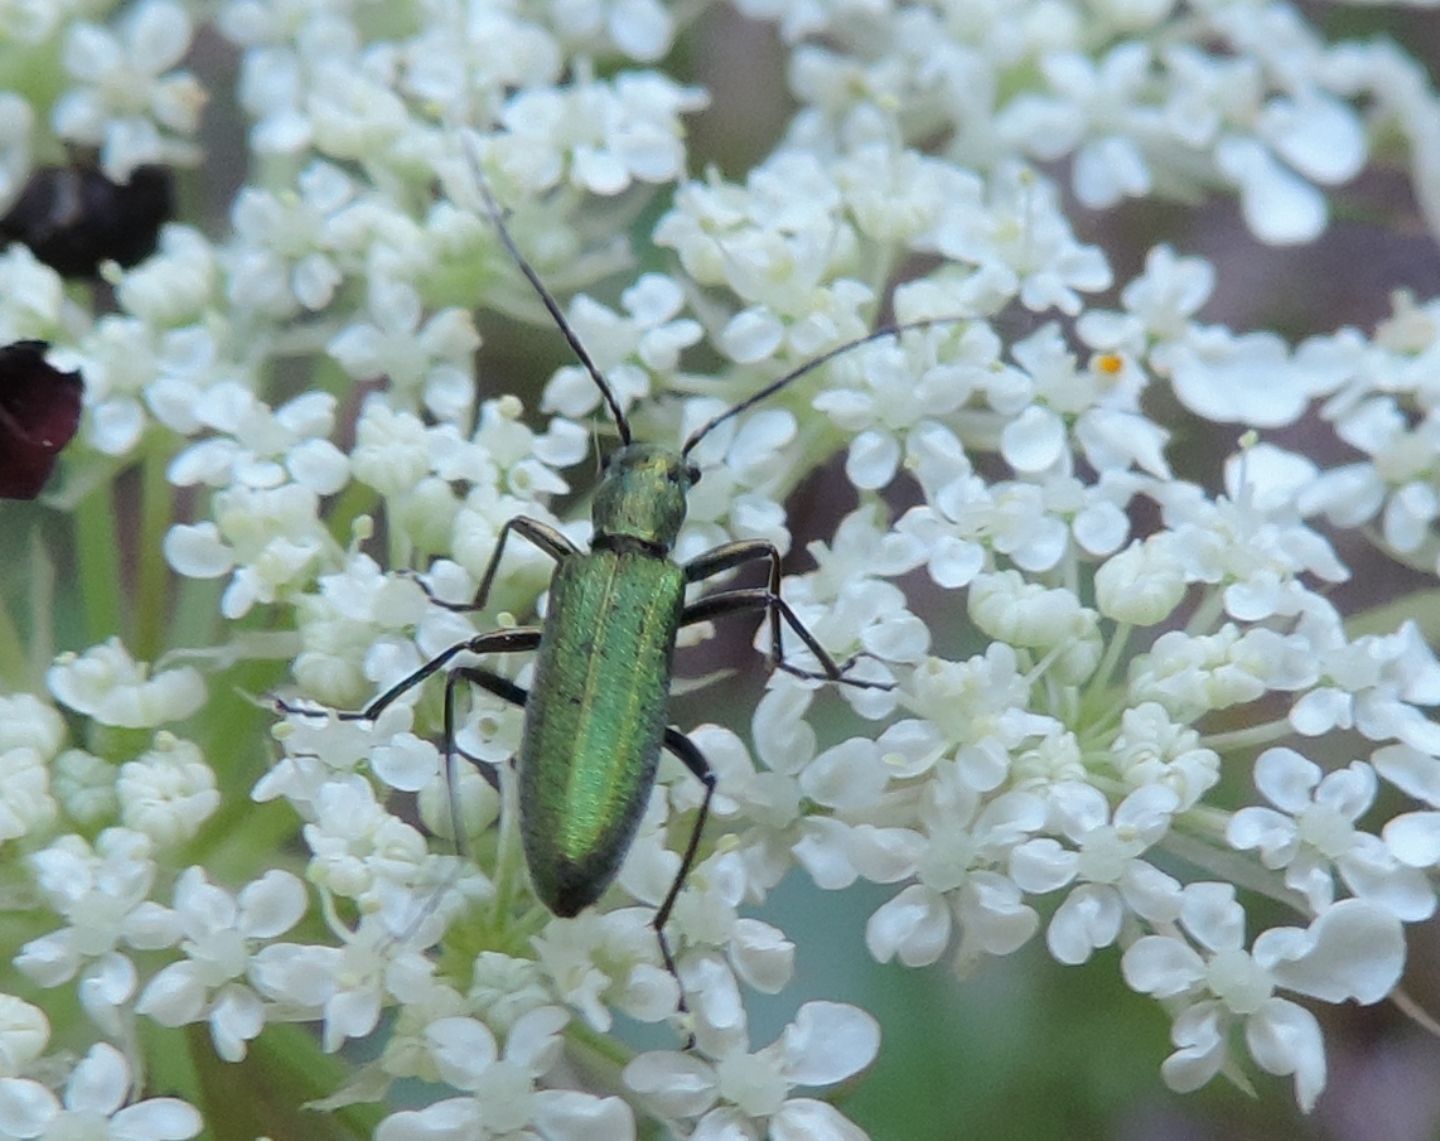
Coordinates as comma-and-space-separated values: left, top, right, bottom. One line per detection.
519, 443, 693, 916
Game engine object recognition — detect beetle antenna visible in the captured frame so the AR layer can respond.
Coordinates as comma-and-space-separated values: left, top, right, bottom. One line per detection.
470, 172, 633, 447
680, 317, 967, 456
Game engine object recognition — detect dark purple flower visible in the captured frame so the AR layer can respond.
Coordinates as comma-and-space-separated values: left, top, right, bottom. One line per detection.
0, 164, 174, 278
0, 341, 84, 500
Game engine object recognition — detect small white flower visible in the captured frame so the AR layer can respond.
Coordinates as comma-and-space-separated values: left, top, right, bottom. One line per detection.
487, 73, 705, 196
302, 775, 432, 912
136, 867, 306, 1060
865, 763, 1045, 972
253, 918, 437, 1054
54, 313, 158, 456
115, 225, 217, 325
225, 161, 356, 316
48, 639, 205, 729
16, 829, 174, 989
51, 0, 206, 180
163, 482, 334, 619
1078, 244, 1215, 353
0, 693, 66, 757
1156, 324, 1309, 428
306, 59, 410, 163
328, 282, 480, 424
1128, 624, 1316, 723
625, 1001, 877, 1138
0, 995, 47, 1079
0, 1042, 202, 1139
1121, 884, 1405, 1110
167, 385, 349, 495
117, 733, 220, 846
1294, 623, 1440, 757
1109, 703, 1220, 810
540, 274, 702, 420
967, 570, 1102, 685
351, 399, 440, 499
1227, 749, 1434, 921
531, 907, 676, 1033
0, 245, 77, 346
1010, 783, 1182, 964
935, 164, 1112, 315
0, 748, 58, 843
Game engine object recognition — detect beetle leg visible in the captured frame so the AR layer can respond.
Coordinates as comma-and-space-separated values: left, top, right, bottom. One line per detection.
683, 538, 891, 690
416, 517, 579, 612
275, 627, 544, 724
654, 725, 717, 1043
682, 584, 893, 691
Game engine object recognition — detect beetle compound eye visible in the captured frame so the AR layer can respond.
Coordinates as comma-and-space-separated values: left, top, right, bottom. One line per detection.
686, 464, 701, 485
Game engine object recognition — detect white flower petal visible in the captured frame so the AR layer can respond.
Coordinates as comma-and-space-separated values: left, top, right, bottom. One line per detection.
425, 1017, 498, 1091
844, 429, 900, 490
1047, 885, 1122, 965
64, 1043, 127, 1115
1121, 934, 1204, 998
771, 1098, 867, 1141
237, 870, 307, 938
781, 1002, 879, 1086
1384, 812, 1440, 868
531, 1090, 636, 1141
865, 885, 949, 968
0, 1078, 58, 1136
1000, 405, 1065, 473
623, 1051, 717, 1118
1244, 998, 1327, 1113
1259, 900, 1405, 1005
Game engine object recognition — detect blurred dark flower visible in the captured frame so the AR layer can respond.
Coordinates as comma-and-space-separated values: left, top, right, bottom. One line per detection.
0, 341, 84, 499
0, 164, 173, 278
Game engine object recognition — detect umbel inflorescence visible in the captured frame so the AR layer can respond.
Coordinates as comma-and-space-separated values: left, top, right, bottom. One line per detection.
2, 0, 1440, 1137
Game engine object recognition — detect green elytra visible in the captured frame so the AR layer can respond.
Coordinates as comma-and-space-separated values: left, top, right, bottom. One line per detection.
284, 180, 952, 992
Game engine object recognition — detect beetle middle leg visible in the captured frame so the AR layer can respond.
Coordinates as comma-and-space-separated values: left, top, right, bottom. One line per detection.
275, 626, 543, 724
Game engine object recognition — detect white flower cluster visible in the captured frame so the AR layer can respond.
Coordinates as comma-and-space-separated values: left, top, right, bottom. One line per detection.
3, 0, 1440, 1136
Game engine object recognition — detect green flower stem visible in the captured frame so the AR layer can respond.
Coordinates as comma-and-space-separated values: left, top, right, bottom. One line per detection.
178, 1022, 384, 1141
1199, 717, 1296, 755
135, 441, 173, 663
75, 481, 123, 647
1083, 620, 1133, 713
0, 594, 24, 689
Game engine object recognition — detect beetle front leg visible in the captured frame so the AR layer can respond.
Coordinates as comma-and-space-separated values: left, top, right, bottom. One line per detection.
417, 516, 579, 612
681, 586, 893, 690
682, 539, 891, 690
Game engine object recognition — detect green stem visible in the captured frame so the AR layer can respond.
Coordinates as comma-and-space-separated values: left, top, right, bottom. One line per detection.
1159, 828, 1309, 916
75, 481, 123, 644
1183, 586, 1224, 637
566, 1018, 635, 1073
1199, 717, 1295, 755
1084, 620, 1132, 707
490, 763, 525, 926
0, 593, 24, 689
135, 441, 173, 662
